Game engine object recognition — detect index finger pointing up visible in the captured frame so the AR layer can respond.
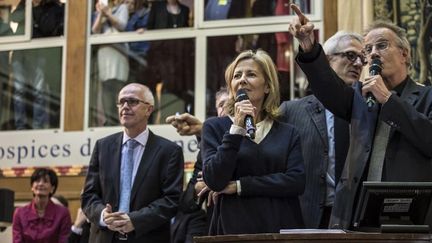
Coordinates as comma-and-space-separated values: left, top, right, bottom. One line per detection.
290, 3, 307, 24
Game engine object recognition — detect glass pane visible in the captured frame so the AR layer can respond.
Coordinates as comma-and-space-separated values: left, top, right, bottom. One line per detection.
294, 29, 320, 98
89, 38, 195, 127
91, 0, 193, 35
0, 0, 65, 39
147, 0, 192, 29
32, 0, 65, 38
206, 32, 293, 117
0, 47, 63, 130
204, 0, 312, 21
0, 0, 25, 37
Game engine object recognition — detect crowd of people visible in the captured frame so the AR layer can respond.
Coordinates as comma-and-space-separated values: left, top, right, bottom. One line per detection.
91, 0, 193, 126
7, 2, 432, 243
2, 0, 195, 129
1, 0, 313, 130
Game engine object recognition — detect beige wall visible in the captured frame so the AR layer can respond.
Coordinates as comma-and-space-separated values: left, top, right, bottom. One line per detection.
337, 0, 374, 34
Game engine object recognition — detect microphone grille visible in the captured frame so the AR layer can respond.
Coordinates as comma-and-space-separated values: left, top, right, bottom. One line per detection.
370, 58, 382, 73
236, 89, 249, 102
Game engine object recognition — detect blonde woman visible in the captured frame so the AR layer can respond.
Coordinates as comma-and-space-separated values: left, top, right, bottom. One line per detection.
201, 49, 305, 235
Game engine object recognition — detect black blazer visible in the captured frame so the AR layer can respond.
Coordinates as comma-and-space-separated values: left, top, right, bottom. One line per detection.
81, 130, 184, 243
280, 95, 349, 228
296, 43, 432, 229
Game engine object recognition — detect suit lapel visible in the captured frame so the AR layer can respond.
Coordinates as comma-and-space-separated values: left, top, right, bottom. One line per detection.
305, 97, 329, 148
130, 131, 160, 203
112, 134, 123, 204
400, 79, 422, 106
388, 79, 422, 138
334, 116, 350, 182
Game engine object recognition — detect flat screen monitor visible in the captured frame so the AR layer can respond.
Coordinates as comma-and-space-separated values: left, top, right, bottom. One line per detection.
353, 181, 432, 233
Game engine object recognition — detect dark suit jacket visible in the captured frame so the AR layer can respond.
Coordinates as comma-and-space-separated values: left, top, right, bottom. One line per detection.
68, 221, 90, 243
280, 95, 349, 228
171, 149, 209, 243
296, 43, 432, 229
81, 130, 184, 243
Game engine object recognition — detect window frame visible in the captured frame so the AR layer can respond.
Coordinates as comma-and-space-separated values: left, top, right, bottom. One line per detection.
196, 0, 323, 29
0, 0, 68, 132
84, 0, 324, 130
0, 0, 33, 44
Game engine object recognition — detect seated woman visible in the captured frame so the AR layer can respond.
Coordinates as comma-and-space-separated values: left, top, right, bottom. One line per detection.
12, 168, 71, 243
201, 49, 305, 235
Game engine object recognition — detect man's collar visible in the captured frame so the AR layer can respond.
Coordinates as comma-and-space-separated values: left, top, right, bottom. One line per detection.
123, 127, 149, 147
392, 76, 409, 96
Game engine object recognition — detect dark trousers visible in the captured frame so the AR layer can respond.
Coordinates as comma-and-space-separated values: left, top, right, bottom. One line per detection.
319, 206, 332, 229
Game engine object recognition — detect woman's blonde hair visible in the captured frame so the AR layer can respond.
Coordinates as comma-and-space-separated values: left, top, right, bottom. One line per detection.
224, 49, 280, 120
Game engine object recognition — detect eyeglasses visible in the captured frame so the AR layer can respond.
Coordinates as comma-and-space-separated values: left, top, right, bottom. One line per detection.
363, 41, 390, 55
332, 51, 367, 66
116, 98, 150, 108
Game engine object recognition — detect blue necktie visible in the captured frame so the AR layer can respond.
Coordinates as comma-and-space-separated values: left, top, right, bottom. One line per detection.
119, 139, 139, 213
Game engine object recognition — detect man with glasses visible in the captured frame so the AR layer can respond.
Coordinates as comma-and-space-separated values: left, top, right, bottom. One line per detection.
288, 4, 432, 230
82, 83, 184, 242
280, 31, 362, 228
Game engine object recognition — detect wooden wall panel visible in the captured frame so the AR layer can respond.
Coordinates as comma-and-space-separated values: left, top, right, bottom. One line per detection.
323, 0, 338, 41
64, 0, 87, 131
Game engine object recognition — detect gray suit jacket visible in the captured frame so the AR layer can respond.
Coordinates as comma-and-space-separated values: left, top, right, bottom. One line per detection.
81, 130, 184, 243
296, 43, 432, 229
280, 95, 348, 228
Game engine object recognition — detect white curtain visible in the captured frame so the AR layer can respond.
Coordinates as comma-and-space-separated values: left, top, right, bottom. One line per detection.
337, 0, 374, 34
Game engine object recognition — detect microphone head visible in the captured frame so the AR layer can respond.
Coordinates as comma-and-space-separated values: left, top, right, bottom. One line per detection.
369, 58, 382, 75
236, 89, 249, 102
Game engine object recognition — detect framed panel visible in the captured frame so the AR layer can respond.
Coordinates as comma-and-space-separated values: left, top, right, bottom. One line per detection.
198, 0, 322, 29
0, 0, 34, 44
85, 0, 324, 129
87, 37, 195, 127
0, 46, 64, 131
89, 0, 195, 37
0, 0, 67, 131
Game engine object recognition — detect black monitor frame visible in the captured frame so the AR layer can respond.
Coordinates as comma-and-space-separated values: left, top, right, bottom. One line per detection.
353, 181, 432, 233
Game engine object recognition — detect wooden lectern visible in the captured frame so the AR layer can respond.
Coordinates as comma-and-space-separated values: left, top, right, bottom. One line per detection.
194, 232, 432, 242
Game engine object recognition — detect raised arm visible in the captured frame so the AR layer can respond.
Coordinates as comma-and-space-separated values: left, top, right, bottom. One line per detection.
288, 4, 315, 52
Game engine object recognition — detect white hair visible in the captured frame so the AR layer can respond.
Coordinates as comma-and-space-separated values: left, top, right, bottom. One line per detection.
323, 31, 363, 55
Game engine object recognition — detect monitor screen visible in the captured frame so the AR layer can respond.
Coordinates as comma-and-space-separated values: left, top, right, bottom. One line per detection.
353, 181, 432, 232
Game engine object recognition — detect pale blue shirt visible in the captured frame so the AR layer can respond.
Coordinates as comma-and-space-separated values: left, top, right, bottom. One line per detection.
325, 109, 336, 206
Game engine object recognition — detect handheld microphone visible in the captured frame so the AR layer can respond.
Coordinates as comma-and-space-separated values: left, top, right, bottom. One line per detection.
236, 89, 256, 139
366, 58, 382, 110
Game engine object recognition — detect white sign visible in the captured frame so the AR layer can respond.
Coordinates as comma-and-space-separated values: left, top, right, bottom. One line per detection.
0, 125, 199, 168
